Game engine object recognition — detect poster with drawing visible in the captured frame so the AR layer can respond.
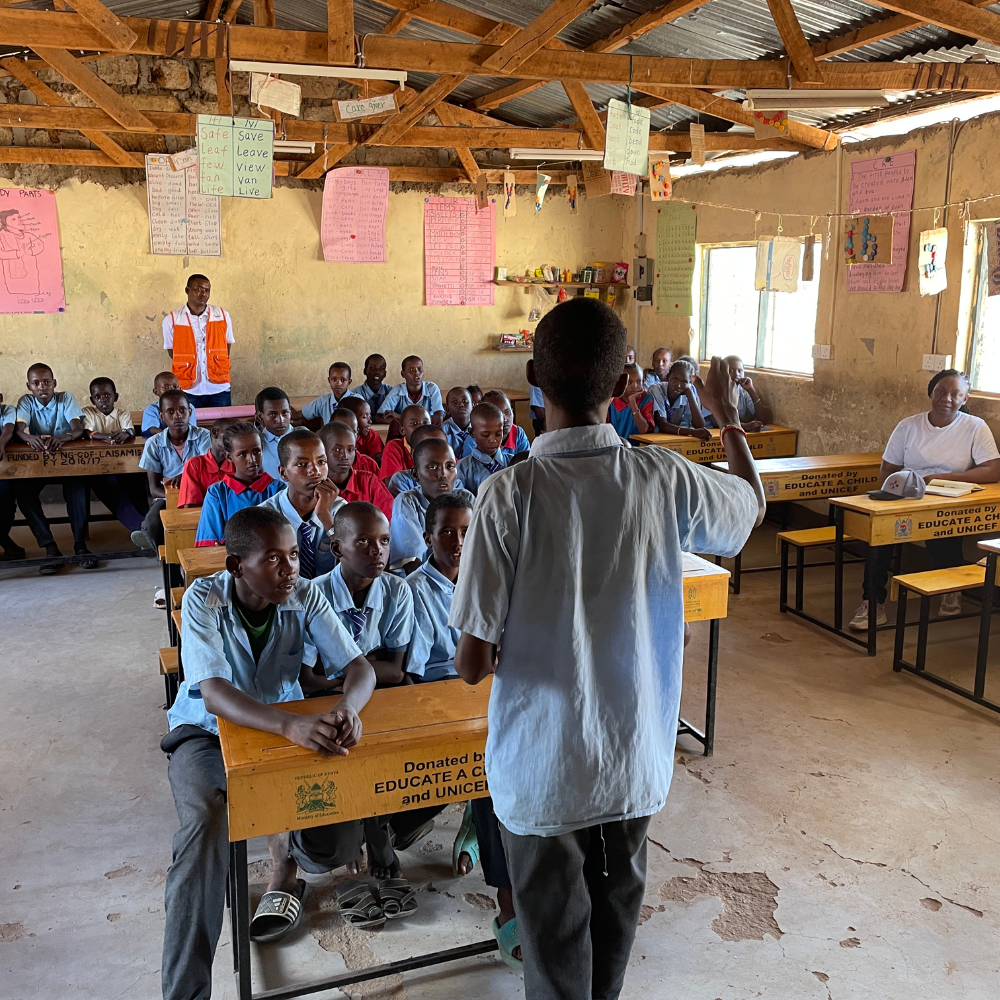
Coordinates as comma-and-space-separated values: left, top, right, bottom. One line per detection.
755, 238, 800, 293
844, 214, 893, 265
0, 188, 65, 314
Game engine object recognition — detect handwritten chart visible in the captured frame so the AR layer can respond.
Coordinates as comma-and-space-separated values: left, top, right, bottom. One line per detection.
321, 167, 389, 263
846, 150, 915, 293
197, 115, 274, 199
604, 99, 650, 175
0, 187, 65, 314
655, 202, 697, 316
146, 154, 222, 257
424, 197, 495, 307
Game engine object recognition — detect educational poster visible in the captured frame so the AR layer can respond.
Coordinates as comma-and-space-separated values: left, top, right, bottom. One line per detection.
649, 159, 671, 201
984, 221, 1000, 296
582, 159, 612, 198
535, 172, 552, 212
918, 227, 948, 296
197, 114, 274, 199
0, 187, 65, 314
755, 238, 800, 293
689, 123, 706, 166
610, 171, 637, 196
604, 99, 650, 175
655, 202, 697, 316
320, 166, 389, 263
503, 171, 516, 217
250, 73, 301, 117
845, 150, 915, 293
844, 214, 893, 264
567, 174, 578, 215
424, 197, 496, 306
752, 109, 789, 139
146, 154, 222, 257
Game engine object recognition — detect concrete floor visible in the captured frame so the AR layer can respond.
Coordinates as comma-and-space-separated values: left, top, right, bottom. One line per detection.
2, 515, 1000, 1000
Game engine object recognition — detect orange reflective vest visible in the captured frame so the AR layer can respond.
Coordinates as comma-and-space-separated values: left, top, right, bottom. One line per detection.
169, 306, 231, 390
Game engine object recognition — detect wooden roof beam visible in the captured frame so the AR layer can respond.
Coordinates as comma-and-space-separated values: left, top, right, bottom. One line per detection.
296, 141, 357, 178
366, 73, 467, 145
479, 0, 592, 74
561, 80, 604, 151
327, 0, 354, 65
434, 101, 482, 182
875, 0, 1000, 47
66, 0, 137, 50
587, 0, 710, 53
765, 0, 823, 84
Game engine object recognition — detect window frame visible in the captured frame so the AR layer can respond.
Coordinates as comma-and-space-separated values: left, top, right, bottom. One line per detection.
966, 220, 996, 394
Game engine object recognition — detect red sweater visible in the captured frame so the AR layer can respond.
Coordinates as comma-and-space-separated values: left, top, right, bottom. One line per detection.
177, 452, 234, 507
355, 452, 380, 475
337, 469, 394, 521
356, 427, 384, 463
379, 438, 412, 482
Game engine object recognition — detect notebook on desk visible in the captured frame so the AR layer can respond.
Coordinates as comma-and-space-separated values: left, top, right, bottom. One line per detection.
923, 480, 985, 498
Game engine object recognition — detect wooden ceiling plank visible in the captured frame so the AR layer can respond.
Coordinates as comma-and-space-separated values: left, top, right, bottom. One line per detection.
433, 102, 509, 128
204, 0, 224, 21
876, 0, 1000, 47
222, 0, 244, 23
435, 100, 482, 181
479, 0, 593, 74
765, 0, 824, 84
66, 0, 137, 49
469, 79, 548, 110
327, 0, 354, 64
252, 0, 275, 28
382, 11, 412, 35
561, 80, 604, 151
588, 0, 710, 53
33, 47, 157, 132
366, 73, 467, 145
296, 141, 357, 178
0, 146, 142, 165
215, 26, 233, 114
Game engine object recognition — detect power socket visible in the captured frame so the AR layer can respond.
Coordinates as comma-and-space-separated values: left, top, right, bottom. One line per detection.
811, 344, 832, 360
922, 353, 952, 372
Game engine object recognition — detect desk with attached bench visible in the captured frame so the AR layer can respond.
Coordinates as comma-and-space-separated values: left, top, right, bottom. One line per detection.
632, 426, 797, 465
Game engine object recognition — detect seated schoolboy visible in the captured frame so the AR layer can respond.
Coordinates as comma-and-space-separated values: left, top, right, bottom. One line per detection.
161, 505, 375, 998
134, 388, 211, 554
724, 354, 770, 431
347, 353, 393, 419
319, 420, 394, 520
442, 386, 474, 458
607, 363, 654, 441
330, 407, 379, 475
0, 392, 24, 560
339, 394, 383, 464
255, 386, 292, 480
642, 347, 673, 390
195, 422, 284, 546
141, 371, 198, 437
177, 416, 240, 508
380, 403, 430, 485
457, 402, 508, 496
467, 384, 483, 406
483, 390, 530, 459
296, 362, 353, 429
13, 363, 95, 572
377, 356, 445, 426
529, 384, 545, 437
648, 361, 711, 440
390, 438, 473, 571
625, 344, 636, 366
260, 428, 342, 579
386, 424, 450, 496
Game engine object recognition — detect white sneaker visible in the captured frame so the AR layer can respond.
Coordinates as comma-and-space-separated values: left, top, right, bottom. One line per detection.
154, 587, 166, 610
938, 592, 963, 617
849, 600, 887, 630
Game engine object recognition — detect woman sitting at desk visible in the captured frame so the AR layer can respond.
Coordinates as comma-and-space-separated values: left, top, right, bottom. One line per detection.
849, 370, 1000, 631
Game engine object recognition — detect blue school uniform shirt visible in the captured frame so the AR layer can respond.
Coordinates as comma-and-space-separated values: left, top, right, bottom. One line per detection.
389, 469, 467, 496
1, 403, 15, 428
406, 557, 460, 681
607, 394, 654, 441
15, 392, 83, 436
449, 423, 758, 837
168, 571, 363, 735
138, 425, 211, 480
642, 372, 665, 391
141, 399, 198, 437
312, 565, 414, 656
458, 447, 508, 496
502, 424, 531, 460
389, 487, 475, 567
529, 385, 544, 413
443, 417, 474, 458
647, 383, 698, 428
195, 473, 284, 546
259, 488, 342, 579
301, 392, 348, 426
735, 384, 756, 423
259, 427, 291, 480
348, 381, 394, 415
378, 382, 444, 418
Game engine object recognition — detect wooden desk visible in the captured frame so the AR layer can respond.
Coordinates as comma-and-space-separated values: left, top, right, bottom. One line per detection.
162, 508, 201, 563
972, 539, 1000, 715
178, 545, 225, 586
711, 452, 882, 503
0, 439, 145, 480
165, 484, 179, 510
632, 426, 797, 465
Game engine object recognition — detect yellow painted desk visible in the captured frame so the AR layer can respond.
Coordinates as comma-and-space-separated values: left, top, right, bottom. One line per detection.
632, 426, 797, 464
177, 546, 226, 587
711, 453, 882, 503
0, 439, 145, 480
162, 507, 201, 564
165, 484, 180, 510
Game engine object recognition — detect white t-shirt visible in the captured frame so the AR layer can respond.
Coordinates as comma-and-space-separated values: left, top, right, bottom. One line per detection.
882, 411, 1000, 478
162, 305, 235, 396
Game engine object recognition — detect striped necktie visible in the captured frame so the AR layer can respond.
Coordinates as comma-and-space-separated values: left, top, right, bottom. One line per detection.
298, 521, 316, 580
483, 455, 501, 474
342, 606, 369, 642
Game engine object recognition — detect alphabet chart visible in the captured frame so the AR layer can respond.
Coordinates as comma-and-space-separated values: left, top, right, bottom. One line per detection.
424, 197, 496, 306
321, 167, 390, 263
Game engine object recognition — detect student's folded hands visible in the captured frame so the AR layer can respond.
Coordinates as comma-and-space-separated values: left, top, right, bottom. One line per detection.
286, 710, 362, 755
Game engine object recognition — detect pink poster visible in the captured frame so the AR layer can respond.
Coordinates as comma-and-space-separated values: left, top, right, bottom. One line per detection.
0, 187, 65, 314
321, 166, 389, 263
845, 150, 915, 293
424, 197, 496, 307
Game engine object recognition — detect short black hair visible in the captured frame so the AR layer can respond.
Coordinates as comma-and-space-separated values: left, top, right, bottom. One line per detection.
26, 362, 53, 379
412, 436, 454, 470
928, 368, 970, 396
466, 384, 482, 396
329, 361, 352, 378
186, 273, 210, 287
401, 355, 422, 369
223, 421, 260, 454
425, 492, 473, 534
339, 395, 368, 417
533, 298, 626, 414
318, 420, 356, 450
410, 424, 446, 448
159, 388, 189, 411
153, 370, 176, 386
471, 401, 503, 425
333, 407, 357, 424
333, 500, 386, 539
278, 427, 320, 466
678, 355, 699, 376
89, 376, 116, 393
447, 386, 471, 400
668, 360, 691, 379
401, 403, 430, 423
225, 505, 290, 558
255, 386, 290, 412
364, 353, 385, 367
483, 389, 510, 408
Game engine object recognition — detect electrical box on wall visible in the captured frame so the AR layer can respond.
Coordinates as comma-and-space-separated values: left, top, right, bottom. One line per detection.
811, 344, 832, 360
922, 354, 953, 372
633, 256, 654, 305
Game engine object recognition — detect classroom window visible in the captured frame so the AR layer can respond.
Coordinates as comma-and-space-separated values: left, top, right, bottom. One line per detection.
699, 240, 821, 375
966, 222, 1000, 393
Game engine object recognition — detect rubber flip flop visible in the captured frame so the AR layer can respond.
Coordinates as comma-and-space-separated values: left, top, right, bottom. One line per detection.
452, 801, 479, 877
250, 879, 307, 943
335, 878, 385, 930
493, 916, 523, 970
377, 877, 417, 920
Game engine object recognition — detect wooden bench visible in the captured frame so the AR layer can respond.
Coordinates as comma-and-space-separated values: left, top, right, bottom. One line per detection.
162, 507, 201, 564
777, 527, 855, 614
159, 646, 179, 706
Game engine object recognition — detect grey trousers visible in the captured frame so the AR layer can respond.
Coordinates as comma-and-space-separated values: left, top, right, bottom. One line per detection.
500, 816, 651, 1000
161, 727, 363, 1000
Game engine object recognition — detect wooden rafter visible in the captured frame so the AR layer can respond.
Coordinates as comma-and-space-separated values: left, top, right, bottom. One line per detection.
366, 73, 467, 145
296, 142, 357, 179
561, 81, 604, 152
215, 23, 233, 114
875, 0, 1000, 47
587, 0, 710, 53
434, 101, 481, 182
479, 0, 592, 74
252, 0, 274, 28
222, 0, 244, 23
765, 0, 823, 85
382, 11, 412, 35
327, 0, 354, 65
204, 0, 224, 21
66, 0, 137, 50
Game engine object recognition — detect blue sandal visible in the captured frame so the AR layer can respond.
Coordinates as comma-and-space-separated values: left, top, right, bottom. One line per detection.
452, 802, 479, 877
492, 916, 522, 970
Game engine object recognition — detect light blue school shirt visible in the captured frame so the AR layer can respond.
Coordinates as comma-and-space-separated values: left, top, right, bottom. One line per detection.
378, 381, 444, 418
457, 447, 508, 496
15, 392, 83, 436
700, 386, 752, 429
138, 425, 211, 480
141, 400, 198, 437
259, 488, 342, 579
168, 571, 363, 735
301, 392, 349, 426
389, 487, 475, 566
1, 403, 15, 427
312, 565, 414, 656
389, 469, 467, 497
502, 424, 531, 459
449, 423, 758, 837
348, 381, 394, 415
406, 558, 460, 682
443, 417, 474, 458
647, 383, 698, 428
642, 373, 665, 391
529, 385, 544, 412
260, 426, 291, 480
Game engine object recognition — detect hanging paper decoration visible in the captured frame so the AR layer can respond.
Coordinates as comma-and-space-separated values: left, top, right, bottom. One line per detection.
610, 171, 637, 196
844, 215, 893, 265
603, 98, 651, 175
918, 228, 948, 296
755, 238, 801, 293
503, 170, 516, 218
566, 174, 579, 215
250, 73, 302, 116
689, 123, 706, 166
985, 221, 1000, 296
648, 159, 671, 201
582, 160, 612, 198
535, 172, 552, 212
752, 109, 789, 139
475, 172, 489, 212
801, 234, 815, 281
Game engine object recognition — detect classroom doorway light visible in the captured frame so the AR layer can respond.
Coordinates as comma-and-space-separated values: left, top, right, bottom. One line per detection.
230, 61, 407, 86
509, 149, 605, 160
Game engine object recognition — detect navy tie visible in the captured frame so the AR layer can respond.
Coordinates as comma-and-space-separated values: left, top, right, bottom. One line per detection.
298, 521, 316, 580
342, 606, 369, 642
484, 456, 501, 474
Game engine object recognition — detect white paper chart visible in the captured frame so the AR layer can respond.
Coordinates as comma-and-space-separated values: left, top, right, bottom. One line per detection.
424, 197, 496, 307
146, 153, 222, 257
321, 167, 390, 263
604, 99, 650, 175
